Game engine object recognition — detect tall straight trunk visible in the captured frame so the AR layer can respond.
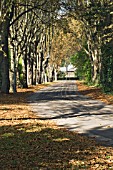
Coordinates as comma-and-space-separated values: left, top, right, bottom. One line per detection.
31, 58, 34, 85
54, 68, 57, 81
38, 52, 44, 84
13, 47, 17, 93
1, 1, 14, 93
23, 48, 28, 88
1, 20, 10, 93
9, 44, 17, 93
91, 49, 99, 84
31, 54, 36, 85
87, 33, 102, 85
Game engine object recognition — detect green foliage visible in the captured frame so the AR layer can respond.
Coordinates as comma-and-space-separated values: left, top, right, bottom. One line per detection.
1, 0, 113, 93
100, 43, 113, 92
57, 71, 66, 79
70, 49, 92, 82
61, 59, 66, 67
64, 0, 113, 91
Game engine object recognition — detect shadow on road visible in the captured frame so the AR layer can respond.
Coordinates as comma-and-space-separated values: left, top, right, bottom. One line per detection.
28, 81, 113, 147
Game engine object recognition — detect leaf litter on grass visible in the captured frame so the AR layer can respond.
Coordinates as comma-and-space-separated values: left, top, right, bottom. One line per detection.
0, 82, 113, 169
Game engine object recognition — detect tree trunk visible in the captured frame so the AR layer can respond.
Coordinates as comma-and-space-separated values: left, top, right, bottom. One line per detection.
23, 49, 28, 88
87, 32, 102, 85
38, 52, 44, 84
54, 68, 57, 81
1, 20, 10, 93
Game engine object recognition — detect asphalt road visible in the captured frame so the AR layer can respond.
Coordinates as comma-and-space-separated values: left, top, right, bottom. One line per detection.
28, 80, 113, 146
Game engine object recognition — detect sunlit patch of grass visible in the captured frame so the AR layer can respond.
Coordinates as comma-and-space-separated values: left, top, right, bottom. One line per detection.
53, 137, 70, 142
25, 125, 47, 133
1, 132, 14, 138
69, 159, 88, 169
0, 121, 113, 169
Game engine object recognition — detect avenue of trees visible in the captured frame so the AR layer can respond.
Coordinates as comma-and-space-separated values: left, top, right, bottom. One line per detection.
66, 0, 113, 92
1, 0, 60, 93
1, 0, 113, 93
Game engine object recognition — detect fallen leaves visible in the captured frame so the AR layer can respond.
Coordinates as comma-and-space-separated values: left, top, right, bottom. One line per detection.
0, 82, 113, 169
76, 80, 113, 105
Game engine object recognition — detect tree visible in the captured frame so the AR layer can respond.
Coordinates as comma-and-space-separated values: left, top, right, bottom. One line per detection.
0, 0, 15, 93
50, 17, 82, 78
2, 0, 113, 93
70, 48, 92, 82
62, 0, 113, 90
0, 0, 61, 93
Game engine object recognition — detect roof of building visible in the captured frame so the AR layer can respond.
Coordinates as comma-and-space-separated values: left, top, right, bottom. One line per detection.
60, 64, 76, 72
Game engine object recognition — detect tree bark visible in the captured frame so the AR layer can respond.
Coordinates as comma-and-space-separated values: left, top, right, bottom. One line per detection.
1, 19, 10, 93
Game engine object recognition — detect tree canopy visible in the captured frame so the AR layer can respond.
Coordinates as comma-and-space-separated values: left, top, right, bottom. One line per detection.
1, 0, 113, 93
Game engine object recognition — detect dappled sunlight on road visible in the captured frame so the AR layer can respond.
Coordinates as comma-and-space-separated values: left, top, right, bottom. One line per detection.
28, 81, 113, 146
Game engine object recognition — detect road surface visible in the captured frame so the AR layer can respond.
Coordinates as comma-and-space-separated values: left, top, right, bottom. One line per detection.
28, 80, 113, 146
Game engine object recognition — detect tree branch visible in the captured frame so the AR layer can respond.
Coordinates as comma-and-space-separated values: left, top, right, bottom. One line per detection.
10, 0, 47, 27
